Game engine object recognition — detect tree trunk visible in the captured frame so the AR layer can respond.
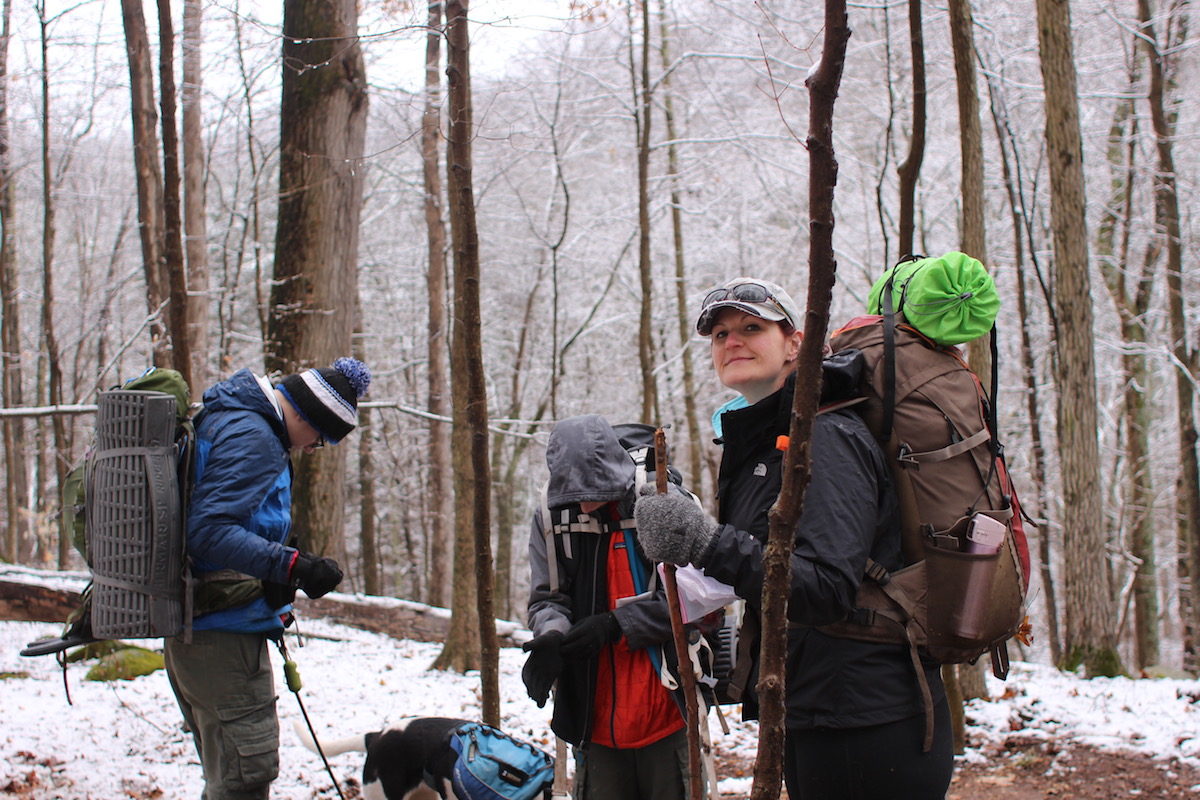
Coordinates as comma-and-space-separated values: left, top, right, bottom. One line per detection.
895, 0, 925, 260
948, 0, 985, 265
422, 0, 452, 610
947, 0, 990, 708
1096, 76, 1158, 670
265, 0, 368, 560
181, 0, 209, 383
433, 410, 480, 672
943, 664, 966, 754
356, 316, 379, 596
632, 0, 657, 424
1036, 0, 1120, 677
982, 62, 1061, 664
157, 0, 192, 389
443, 0, 499, 726
37, 8, 70, 568
0, 0, 30, 564
119, 0, 169, 366
658, 0, 704, 494
750, 5, 848, 799
1138, 0, 1197, 673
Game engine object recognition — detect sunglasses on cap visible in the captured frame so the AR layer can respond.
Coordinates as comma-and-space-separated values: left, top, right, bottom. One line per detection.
702, 281, 780, 308
697, 280, 791, 334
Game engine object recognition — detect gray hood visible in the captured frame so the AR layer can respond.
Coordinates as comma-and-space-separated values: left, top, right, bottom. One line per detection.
545, 414, 635, 509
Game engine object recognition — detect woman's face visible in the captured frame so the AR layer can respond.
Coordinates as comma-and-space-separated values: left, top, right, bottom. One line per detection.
709, 308, 800, 404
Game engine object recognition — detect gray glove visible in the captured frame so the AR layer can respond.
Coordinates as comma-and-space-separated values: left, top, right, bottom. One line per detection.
634, 492, 719, 566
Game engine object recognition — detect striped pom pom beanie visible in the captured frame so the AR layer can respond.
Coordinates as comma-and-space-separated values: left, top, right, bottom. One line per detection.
277, 357, 371, 444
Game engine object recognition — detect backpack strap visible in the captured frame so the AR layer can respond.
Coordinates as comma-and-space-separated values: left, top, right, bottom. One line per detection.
880, 255, 923, 442
623, 446, 652, 529
898, 427, 991, 465
988, 324, 1000, 456
540, 483, 562, 595
723, 609, 759, 704
882, 271, 897, 442
858, 559, 935, 753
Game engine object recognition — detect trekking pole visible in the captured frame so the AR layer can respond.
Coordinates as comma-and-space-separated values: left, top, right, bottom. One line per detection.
274, 636, 346, 800
655, 427, 706, 800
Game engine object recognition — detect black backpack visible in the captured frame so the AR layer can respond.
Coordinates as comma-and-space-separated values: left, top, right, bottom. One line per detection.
22, 368, 196, 657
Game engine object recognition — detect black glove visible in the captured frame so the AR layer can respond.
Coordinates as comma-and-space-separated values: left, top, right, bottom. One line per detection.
290, 552, 343, 599
634, 492, 719, 566
262, 581, 297, 609
559, 612, 621, 661
521, 631, 565, 708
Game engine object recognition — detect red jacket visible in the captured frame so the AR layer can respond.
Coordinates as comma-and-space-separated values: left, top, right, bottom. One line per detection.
589, 528, 683, 749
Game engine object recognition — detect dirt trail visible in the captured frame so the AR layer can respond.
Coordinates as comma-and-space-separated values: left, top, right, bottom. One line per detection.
714, 740, 1200, 799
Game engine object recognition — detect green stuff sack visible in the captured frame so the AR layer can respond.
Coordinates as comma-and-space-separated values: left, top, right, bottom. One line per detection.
124, 367, 192, 424
867, 252, 999, 345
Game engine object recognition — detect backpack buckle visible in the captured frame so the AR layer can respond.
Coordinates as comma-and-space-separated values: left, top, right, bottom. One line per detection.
848, 607, 877, 626
866, 561, 891, 585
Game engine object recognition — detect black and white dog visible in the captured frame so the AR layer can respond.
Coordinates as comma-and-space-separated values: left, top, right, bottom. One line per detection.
294, 716, 469, 800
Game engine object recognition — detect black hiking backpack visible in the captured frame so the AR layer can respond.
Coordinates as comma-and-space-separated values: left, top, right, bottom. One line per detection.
22, 368, 196, 657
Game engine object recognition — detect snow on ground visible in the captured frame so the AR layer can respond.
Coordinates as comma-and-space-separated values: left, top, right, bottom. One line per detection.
4, 611, 1200, 799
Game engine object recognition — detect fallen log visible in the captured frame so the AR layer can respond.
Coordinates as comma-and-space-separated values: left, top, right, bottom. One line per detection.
0, 565, 527, 648
0, 566, 86, 624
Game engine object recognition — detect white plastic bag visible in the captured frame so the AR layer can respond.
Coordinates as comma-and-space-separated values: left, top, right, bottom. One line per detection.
661, 563, 740, 623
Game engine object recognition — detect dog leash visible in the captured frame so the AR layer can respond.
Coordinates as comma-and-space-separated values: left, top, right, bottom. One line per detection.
274, 635, 346, 800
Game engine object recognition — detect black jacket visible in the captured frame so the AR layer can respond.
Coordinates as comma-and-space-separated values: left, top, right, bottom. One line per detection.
700, 360, 945, 729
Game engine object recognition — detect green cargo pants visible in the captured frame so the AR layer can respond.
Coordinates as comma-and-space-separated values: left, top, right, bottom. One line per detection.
575, 727, 690, 800
164, 630, 280, 800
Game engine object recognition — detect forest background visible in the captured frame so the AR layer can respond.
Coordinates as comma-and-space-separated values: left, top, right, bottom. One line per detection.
0, 0, 1194, 706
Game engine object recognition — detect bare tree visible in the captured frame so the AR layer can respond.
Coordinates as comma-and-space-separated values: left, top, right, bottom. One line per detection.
157, 0, 191, 388
658, 0, 704, 494
1138, 0, 1198, 672
264, 0, 369, 559
35, 1, 71, 566
630, 0, 657, 423
119, 0, 169, 366
442, 0, 499, 726
217, 8, 271, 365
181, 0, 209, 382
1036, 0, 1119, 676
1095, 68, 1158, 670
982, 60, 1061, 665
895, 0, 925, 260
0, 0, 30, 563
422, 0, 452, 610
751, 4, 849, 798
947, 0, 990, 716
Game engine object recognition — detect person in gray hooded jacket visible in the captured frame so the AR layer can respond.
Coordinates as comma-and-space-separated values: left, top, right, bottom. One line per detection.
523, 414, 691, 800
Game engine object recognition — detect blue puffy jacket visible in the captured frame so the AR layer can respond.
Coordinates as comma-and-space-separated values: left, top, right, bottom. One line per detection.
187, 368, 298, 633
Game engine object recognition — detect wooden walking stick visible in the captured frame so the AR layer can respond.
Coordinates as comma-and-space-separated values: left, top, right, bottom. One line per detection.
655, 427, 706, 800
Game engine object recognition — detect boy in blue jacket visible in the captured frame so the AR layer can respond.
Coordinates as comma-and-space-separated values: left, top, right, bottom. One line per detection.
163, 357, 370, 800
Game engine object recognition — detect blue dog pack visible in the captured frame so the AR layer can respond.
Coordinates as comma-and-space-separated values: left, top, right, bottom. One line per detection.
447, 722, 555, 800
